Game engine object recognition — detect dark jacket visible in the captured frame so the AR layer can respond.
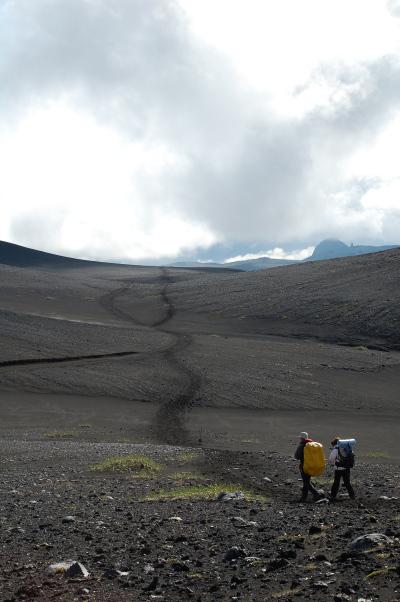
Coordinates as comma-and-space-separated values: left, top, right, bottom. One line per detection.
294, 438, 312, 465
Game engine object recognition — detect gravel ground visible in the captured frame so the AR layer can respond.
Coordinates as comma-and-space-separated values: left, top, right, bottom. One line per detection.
0, 250, 399, 600
0, 440, 399, 601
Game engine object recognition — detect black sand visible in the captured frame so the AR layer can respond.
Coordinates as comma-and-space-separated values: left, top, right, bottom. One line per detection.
0, 249, 399, 600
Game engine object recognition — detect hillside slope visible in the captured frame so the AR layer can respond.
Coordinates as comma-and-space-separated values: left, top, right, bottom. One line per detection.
168, 249, 400, 348
0, 240, 91, 268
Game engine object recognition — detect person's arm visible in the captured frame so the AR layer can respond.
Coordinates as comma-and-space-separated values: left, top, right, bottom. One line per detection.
294, 444, 303, 461
329, 448, 337, 465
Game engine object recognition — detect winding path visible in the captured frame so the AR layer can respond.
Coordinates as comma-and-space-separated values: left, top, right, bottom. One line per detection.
98, 267, 202, 445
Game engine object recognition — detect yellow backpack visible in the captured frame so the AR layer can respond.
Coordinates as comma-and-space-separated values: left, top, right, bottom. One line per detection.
303, 442, 326, 476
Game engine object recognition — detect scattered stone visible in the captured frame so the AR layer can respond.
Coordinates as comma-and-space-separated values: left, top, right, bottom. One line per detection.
143, 576, 158, 592
102, 567, 129, 580
224, 546, 247, 561
65, 562, 89, 578
62, 515, 75, 524
144, 563, 155, 574
309, 525, 323, 535
350, 533, 393, 551
216, 491, 245, 502
268, 558, 289, 571
45, 561, 74, 575
171, 560, 190, 572
378, 495, 398, 501
168, 516, 182, 522
263, 477, 272, 482
9, 526, 25, 533
315, 497, 329, 504
313, 581, 329, 589
232, 516, 258, 528
310, 553, 329, 562
279, 549, 297, 559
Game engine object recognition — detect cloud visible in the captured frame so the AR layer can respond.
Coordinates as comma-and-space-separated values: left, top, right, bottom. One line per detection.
0, 0, 400, 261
225, 247, 315, 263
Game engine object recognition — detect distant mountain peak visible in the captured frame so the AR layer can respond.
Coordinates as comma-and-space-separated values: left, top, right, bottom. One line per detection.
311, 239, 350, 260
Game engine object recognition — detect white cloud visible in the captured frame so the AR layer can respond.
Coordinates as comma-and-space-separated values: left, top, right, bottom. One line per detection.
0, 0, 400, 262
224, 246, 315, 263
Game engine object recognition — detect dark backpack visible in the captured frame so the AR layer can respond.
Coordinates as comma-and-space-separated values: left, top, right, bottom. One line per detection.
337, 446, 355, 469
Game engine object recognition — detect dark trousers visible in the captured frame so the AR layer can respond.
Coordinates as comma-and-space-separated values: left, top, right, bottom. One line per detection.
330, 469, 355, 499
300, 469, 319, 500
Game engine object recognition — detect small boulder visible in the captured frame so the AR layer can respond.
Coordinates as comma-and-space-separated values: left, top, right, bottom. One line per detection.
102, 567, 129, 580
350, 533, 393, 552
46, 561, 74, 575
65, 562, 89, 578
171, 560, 190, 572
224, 546, 247, 561
309, 525, 323, 535
217, 491, 245, 502
62, 516, 75, 524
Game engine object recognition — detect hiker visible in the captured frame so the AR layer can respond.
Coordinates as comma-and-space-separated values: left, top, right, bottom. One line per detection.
294, 432, 321, 502
329, 437, 355, 501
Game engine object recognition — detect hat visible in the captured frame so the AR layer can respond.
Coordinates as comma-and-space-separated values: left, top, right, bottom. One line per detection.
299, 432, 308, 439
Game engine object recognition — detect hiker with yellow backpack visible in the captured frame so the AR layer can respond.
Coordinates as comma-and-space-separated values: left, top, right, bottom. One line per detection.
294, 432, 326, 503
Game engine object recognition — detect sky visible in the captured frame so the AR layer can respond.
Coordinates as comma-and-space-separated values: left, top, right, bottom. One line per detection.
1, 0, 400, 264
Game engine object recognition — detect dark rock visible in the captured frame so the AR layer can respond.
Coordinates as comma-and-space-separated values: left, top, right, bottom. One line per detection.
350, 533, 393, 551
62, 516, 75, 524
224, 546, 247, 561
309, 525, 322, 535
279, 549, 297, 559
171, 561, 190, 572
65, 562, 89, 578
268, 558, 290, 571
217, 491, 245, 502
143, 576, 158, 591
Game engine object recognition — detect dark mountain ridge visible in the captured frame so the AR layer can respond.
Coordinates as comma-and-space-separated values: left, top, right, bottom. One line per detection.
0, 240, 91, 268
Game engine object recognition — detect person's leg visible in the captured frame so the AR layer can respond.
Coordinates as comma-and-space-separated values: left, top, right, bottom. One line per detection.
308, 478, 320, 500
300, 470, 310, 501
330, 470, 342, 500
342, 469, 355, 499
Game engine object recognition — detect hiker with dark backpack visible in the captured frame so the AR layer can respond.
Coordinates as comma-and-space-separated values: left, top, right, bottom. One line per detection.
329, 437, 356, 502
294, 432, 325, 503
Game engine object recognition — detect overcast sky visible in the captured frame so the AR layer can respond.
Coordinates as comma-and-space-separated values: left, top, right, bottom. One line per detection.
1, 0, 400, 263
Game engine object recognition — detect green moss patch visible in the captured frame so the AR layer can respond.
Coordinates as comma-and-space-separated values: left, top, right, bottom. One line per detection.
89, 454, 162, 476
143, 483, 268, 502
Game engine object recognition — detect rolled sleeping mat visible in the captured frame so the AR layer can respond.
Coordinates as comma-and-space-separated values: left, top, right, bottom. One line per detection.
338, 438, 356, 448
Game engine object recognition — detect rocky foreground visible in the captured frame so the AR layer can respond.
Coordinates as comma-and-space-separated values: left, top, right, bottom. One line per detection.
0, 440, 399, 601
